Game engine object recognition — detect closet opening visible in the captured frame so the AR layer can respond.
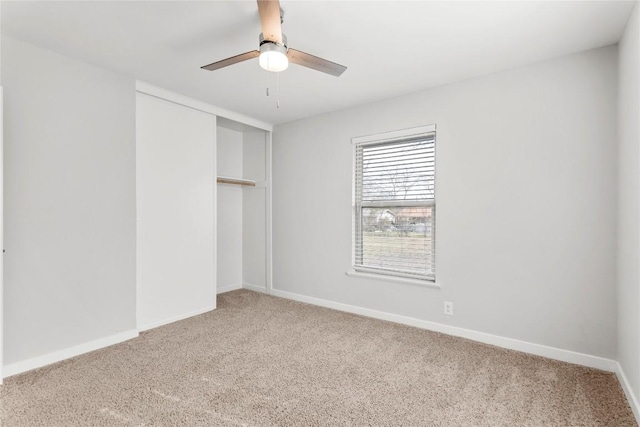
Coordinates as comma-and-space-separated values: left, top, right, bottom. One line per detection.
216, 117, 272, 295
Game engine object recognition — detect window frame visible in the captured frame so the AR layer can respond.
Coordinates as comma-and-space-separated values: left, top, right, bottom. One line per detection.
351, 124, 437, 283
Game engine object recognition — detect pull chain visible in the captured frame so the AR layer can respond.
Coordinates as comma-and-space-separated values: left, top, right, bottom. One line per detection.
276, 71, 280, 109
266, 68, 270, 97
264, 68, 281, 109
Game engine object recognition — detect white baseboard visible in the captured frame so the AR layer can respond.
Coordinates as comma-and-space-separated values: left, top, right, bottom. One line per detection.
243, 283, 267, 294
138, 305, 216, 332
217, 283, 243, 294
269, 288, 617, 372
616, 362, 640, 424
3, 329, 139, 379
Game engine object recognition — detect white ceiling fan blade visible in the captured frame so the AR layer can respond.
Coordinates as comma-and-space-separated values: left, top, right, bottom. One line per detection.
287, 48, 347, 77
257, 0, 283, 44
201, 50, 260, 71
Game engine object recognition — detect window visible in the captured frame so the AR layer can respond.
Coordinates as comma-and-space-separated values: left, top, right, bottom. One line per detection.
352, 125, 436, 282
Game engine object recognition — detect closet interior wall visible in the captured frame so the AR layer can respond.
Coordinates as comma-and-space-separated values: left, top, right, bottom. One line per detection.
217, 118, 270, 294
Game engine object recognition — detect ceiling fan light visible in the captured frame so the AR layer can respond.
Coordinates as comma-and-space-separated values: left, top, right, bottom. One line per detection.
259, 43, 288, 72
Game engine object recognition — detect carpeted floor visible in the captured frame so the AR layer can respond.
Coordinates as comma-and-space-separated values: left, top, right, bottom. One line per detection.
0, 290, 636, 426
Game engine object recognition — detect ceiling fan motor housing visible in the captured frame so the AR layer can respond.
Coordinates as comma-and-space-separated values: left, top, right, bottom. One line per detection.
259, 33, 288, 71
259, 33, 287, 50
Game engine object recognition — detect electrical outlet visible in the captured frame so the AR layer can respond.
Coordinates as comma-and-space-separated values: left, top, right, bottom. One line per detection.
444, 301, 454, 316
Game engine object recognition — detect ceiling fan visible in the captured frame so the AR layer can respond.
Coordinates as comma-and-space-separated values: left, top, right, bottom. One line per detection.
201, 0, 347, 77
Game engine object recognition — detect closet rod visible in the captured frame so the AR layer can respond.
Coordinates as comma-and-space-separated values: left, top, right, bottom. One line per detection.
216, 176, 256, 187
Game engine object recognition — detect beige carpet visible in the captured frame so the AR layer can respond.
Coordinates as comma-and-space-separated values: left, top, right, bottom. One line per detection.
0, 290, 635, 426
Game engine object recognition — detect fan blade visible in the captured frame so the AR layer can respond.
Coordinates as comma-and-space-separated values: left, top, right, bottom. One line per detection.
287, 48, 347, 77
201, 50, 260, 71
257, 0, 282, 44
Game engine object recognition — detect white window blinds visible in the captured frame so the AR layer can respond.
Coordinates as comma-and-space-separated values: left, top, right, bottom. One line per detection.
353, 125, 436, 282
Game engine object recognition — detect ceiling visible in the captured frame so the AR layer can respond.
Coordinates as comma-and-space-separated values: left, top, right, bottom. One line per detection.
2, 1, 636, 125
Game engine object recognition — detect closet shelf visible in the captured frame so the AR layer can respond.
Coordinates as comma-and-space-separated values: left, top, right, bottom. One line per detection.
217, 176, 256, 187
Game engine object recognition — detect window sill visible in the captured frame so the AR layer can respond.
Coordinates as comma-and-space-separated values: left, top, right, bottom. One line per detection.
345, 270, 441, 289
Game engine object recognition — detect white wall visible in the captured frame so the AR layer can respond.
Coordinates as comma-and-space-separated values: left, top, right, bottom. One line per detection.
617, 1, 640, 409
217, 126, 244, 292
2, 37, 136, 365
273, 45, 618, 359
136, 92, 216, 330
